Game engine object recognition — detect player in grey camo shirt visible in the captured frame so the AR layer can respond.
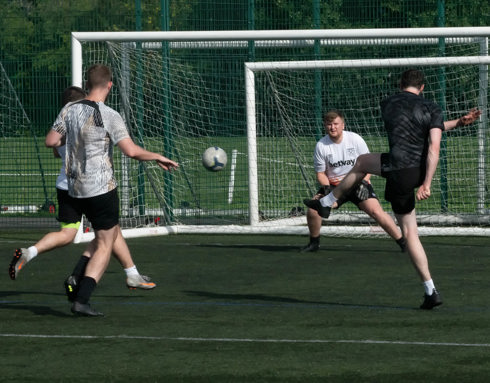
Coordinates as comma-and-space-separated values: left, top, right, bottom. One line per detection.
51, 97, 130, 198
46, 64, 178, 316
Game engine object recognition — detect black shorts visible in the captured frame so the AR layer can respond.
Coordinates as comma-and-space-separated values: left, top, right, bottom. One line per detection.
333, 182, 378, 209
380, 153, 425, 214
57, 188, 82, 225
67, 189, 120, 231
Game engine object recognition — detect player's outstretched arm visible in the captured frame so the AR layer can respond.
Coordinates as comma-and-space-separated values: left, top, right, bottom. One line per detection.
117, 137, 179, 171
444, 108, 482, 132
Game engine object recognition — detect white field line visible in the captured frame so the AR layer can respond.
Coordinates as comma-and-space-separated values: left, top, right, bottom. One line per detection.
1, 333, 489, 348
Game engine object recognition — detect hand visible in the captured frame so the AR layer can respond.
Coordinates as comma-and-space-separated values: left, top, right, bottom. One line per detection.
458, 108, 481, 127
355, 180, 370, 201
156, 157, 179, 171
416, 184, 431, 201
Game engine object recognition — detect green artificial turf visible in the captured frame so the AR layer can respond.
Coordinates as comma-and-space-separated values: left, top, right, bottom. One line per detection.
1, 231, 490, 382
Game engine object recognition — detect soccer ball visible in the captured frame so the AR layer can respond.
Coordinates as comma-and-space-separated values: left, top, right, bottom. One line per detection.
202, 146, 227, 172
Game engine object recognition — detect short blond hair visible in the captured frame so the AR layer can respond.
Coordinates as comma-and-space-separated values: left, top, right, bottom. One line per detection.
323, 110, 344, 125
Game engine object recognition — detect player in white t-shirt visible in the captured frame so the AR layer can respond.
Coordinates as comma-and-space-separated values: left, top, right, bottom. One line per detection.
301, 110, 406, 253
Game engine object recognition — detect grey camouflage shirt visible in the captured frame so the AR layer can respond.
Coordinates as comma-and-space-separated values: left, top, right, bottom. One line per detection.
51, 99, 129, 198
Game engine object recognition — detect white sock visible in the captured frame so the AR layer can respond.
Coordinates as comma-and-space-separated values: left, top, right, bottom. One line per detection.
423, 279, 435, 295
124, 265, 139, 277
26, 246, 38, 262
320, 192, 337, 207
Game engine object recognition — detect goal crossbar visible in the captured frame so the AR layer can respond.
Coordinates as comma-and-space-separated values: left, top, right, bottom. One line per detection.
71, 27, 490, 86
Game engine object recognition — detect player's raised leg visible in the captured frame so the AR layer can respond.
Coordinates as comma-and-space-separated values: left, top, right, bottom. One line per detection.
330, 153, 382, 202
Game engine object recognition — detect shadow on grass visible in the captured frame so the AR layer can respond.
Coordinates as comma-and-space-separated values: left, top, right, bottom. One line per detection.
0, 302, 71, 317
183, 290, 415, 311
196, 243, 357, 253
197, 243, 301, 252
0, 290, 72, 317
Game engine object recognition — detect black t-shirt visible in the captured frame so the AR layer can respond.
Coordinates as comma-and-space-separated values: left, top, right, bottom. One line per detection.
380, 91, 444, 171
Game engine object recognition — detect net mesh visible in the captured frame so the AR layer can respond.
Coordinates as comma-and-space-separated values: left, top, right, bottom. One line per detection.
0, 62, 54, 217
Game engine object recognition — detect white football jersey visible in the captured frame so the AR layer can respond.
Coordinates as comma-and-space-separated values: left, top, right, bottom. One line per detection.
55, 145, 68, 191
313, 131, 369, 185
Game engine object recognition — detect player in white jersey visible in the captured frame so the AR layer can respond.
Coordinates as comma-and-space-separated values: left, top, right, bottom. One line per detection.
301, 110, 406, 253
9, 86, 155, 290
46, 65, 178, 316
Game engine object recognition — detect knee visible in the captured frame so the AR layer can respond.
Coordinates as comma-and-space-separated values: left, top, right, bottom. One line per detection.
307, 207, 321, 221
354, 154, 368, 170
363, 205, 382, 221
59, 229, 77, 245
403, 227, 420, 240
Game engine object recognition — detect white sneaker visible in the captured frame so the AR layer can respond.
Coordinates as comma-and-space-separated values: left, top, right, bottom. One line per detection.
126, 274, 156, 290
9, 248, 29, 280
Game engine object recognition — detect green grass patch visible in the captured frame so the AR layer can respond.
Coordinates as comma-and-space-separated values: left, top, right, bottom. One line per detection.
1, 232, 490, 381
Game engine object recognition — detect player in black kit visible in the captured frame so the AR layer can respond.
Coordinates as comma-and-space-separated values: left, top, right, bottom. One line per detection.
304, 69, 481, 309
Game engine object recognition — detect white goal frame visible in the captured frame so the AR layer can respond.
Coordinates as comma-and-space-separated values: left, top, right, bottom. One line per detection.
71, 27, 490, 242
245, 55, 490, 226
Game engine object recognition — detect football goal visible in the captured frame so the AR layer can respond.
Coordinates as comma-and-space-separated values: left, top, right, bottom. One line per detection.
70, 27, 490, 241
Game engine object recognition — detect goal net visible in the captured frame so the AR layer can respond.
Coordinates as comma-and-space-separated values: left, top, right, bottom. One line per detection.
70, 28, 490, 240
0, 62, 52, 216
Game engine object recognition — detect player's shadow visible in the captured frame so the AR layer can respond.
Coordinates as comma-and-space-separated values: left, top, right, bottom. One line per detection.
185, 290, 327, 305
0, 290, 72, 317
197, 243, 362, 255
197, 244, 307, 252
184, 290, 416, 311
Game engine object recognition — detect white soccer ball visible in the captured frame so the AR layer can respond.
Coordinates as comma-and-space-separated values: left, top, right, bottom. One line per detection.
202, 146, 227, 172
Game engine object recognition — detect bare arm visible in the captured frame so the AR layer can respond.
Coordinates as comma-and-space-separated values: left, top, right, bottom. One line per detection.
416, 128, 442, 201
45, 130, 64, 148
117, 137, 179, 171
443, 108, 481, 132
316, 172, 330, 188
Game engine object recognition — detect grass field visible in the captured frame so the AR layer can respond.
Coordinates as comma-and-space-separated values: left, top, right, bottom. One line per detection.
1, 230, 490, 382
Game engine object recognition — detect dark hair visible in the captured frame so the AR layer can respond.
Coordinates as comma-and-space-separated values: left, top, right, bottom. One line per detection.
85, 64, 112, 90
400, 69, 425, 89
61, 86, 86, 106
323, 109, 344, 125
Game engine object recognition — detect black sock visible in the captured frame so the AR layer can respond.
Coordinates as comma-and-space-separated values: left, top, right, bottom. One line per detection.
310, 236, 320, 245
71, 256, 90, 278
396, 237, 407, 251
75, 276, 97, 304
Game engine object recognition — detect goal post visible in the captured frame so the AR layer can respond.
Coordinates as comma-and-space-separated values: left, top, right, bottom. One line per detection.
69, 27, 490, 241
